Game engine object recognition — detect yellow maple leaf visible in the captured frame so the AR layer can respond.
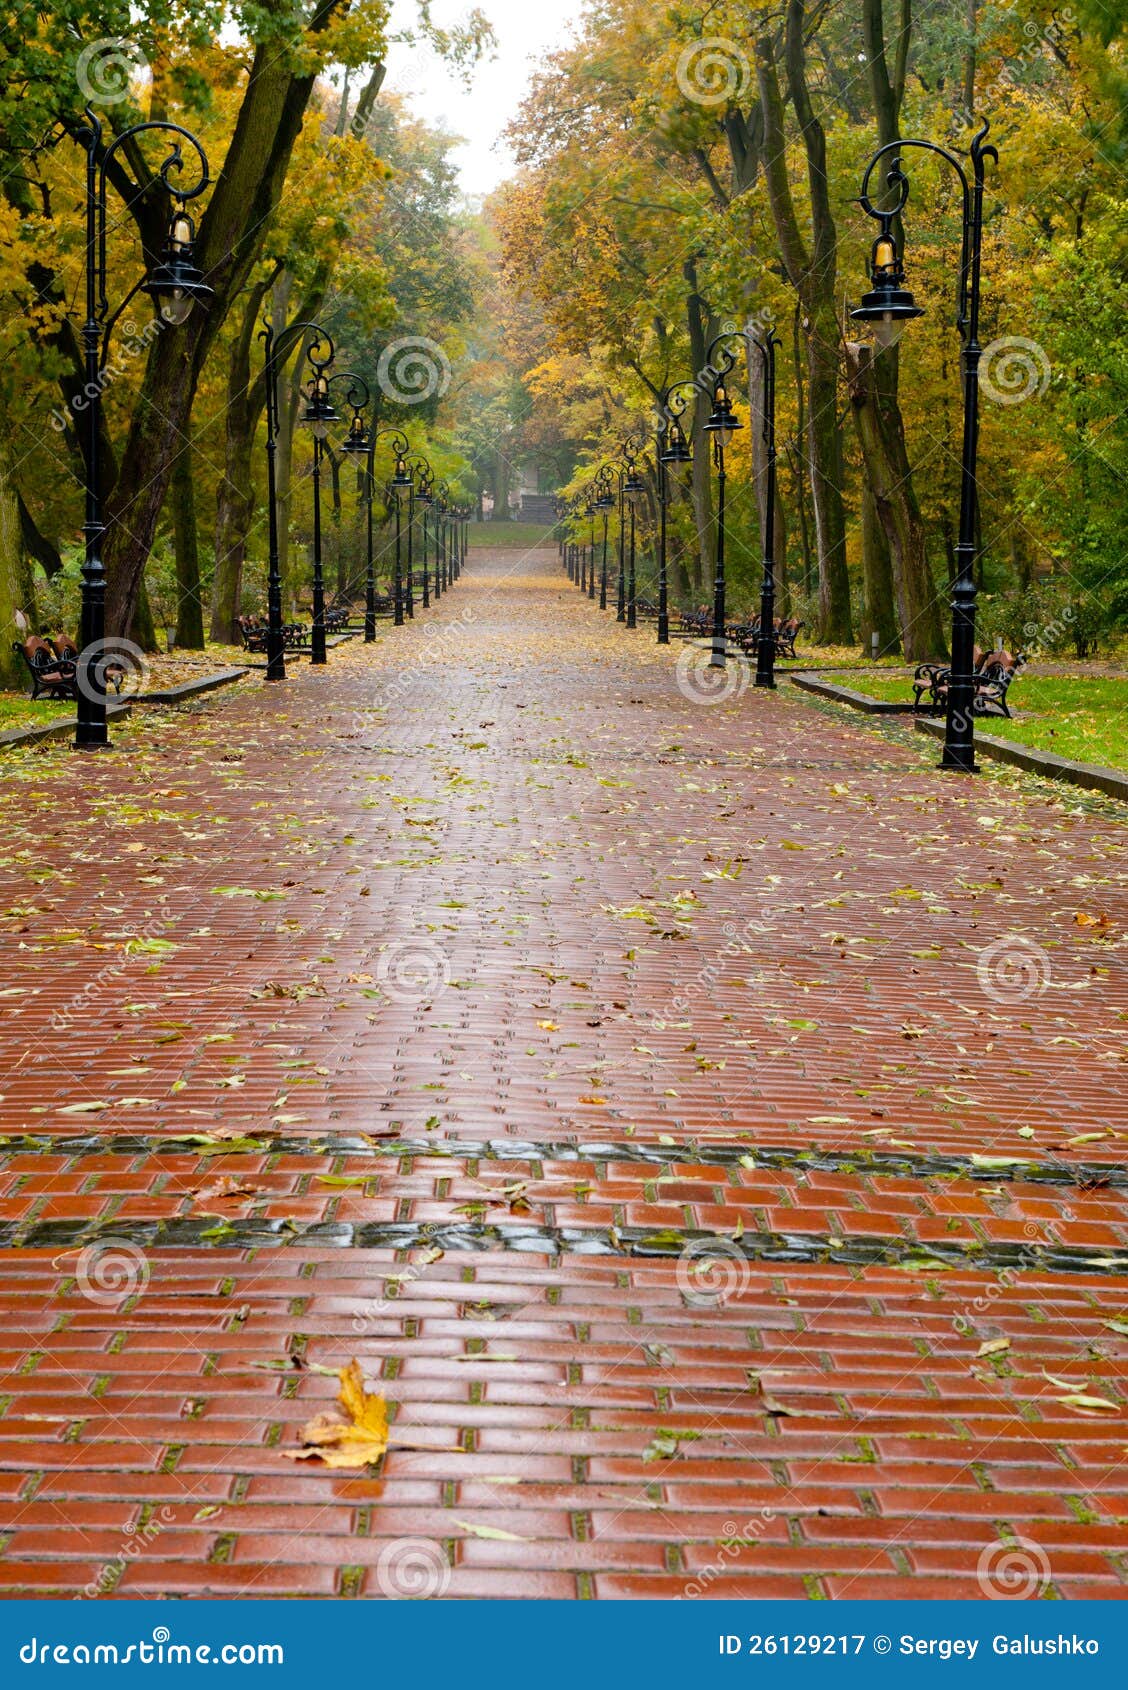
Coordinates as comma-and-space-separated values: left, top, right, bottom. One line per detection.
285, 1360, 389, 1469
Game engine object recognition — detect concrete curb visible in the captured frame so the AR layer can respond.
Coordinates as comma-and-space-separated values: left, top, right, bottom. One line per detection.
790, 674, 917, 713
135, 666, 248, 705
0, 702, 133, 750
915, 716, 1128, 801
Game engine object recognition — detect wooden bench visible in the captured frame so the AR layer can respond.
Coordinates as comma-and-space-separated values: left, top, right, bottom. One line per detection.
913, 647, 1025, 718
728, 616, 804, 661
12, 636, 77, 701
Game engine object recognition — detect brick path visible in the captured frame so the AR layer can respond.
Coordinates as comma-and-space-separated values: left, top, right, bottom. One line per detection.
1, 545, 1127, 1598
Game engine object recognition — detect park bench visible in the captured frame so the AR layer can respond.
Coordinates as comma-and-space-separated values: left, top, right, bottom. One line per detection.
677, 606, 710, 636
913, 646, 1025, 718
11, 635, 77, 700
728, 616, 804, 661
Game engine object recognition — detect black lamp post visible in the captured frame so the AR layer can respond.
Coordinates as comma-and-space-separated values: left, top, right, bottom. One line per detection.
624, 457, 644, 629
703, 334, 745, 668
852, 119, 997, 773
262, 321, 332, 679
435, 484, 450, 590
337, 391, 378, 640
595, 468, 615, 609
410, 458, 433, 608
586, 496, 597, 599
74, 106, 211, 746
752, 331, 783, 690
367, 429, 411, 625
298, 346, 343, 665
656, 383, 696, 646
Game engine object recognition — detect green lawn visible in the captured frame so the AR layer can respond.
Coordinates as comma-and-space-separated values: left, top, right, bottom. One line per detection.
468, 520, 558, 549
820, 669, 1128, 770
0, 693, 69, 733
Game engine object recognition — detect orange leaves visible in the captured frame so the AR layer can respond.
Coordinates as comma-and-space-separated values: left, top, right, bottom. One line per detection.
286, 1360, 390, 1471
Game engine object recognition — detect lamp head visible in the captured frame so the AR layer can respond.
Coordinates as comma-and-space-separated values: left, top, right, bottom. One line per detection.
338, 409, 372, 455
704, 379, 741, 434
661, 417, 692, 463
300, 371, 340, 439
143, 200, 212, 325
391, 453, 414, 490
850, 226, 923, 348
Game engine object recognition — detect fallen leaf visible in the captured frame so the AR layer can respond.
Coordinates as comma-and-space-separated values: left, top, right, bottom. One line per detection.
284, 1359, 389, 1469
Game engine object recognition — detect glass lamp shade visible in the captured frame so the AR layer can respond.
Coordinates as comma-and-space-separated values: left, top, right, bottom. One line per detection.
301, 375, 340, 436
595, 490, 615, 510
661, 420, 692, 464
704, 381, 741, 434
391, 455, 414, 490
143, 209, 212, 324
339, 414, 372, 455
623, 471, 645, 498
850, 228, 923, 346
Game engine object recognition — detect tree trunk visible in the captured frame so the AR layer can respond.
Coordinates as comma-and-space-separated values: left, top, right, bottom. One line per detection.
0, 433, 35, 688
684, 256, 715, 595
859, 484, 899, 655
846, 340, 945, 657
755, 18, 852, 643
103, 11, 350, 637
171, 446, 205, 647
211, 276, 272, 642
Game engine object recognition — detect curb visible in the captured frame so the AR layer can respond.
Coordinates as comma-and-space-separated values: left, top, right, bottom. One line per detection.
789, 674, 917, 714
135, 666, 248, 705
915, 716, 1128, 801
0, 702, 133, 750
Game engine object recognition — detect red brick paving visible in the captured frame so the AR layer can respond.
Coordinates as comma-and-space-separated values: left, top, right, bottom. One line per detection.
0, 546, 1126, 1597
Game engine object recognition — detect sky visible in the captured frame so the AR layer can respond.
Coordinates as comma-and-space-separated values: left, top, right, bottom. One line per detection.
383, 0, 586, 200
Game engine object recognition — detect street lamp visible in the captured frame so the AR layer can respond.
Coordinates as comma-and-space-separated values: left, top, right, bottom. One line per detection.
703, 333, 745, 668
298, 346, 343, 665
623, 451, 645, 630
337, 389, 376, 640
751, 331, 783, 690
852, 119, 997, 772
261, 321, 332, 679
585, 495, 597, 600
656, 382, 696, 645
410, 459, 434, 607
594, 468, 615, 610
366, 429, 411, 625
435, 483, 450, 591
74, 106, 211, 747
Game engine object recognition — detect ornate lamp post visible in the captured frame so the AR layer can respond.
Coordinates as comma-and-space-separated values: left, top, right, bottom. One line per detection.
586, 496, 597, 600
389, 446, 414, 622
262, 322, 332, 678
366, 428, 411, 625
297, 347, 342, 665
410, 459, 434, 608
623, 452, 645, 630
337, 393, 384, 639
656, 383, 695, 646
703, 333, 745, 668
752, 331, 783, 691
435, 484, 450, 590
852, 121, 997, 772
73, 107, 212, 746
595, 468, 615, 610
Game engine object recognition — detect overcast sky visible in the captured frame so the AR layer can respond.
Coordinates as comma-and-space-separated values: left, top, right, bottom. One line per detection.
384, 0, 585, 199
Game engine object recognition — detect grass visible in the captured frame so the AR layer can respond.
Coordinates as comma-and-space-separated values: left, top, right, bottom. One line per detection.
468, 520, 558, 549
821, 668, 1128, 770
0, 693, 66, 733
